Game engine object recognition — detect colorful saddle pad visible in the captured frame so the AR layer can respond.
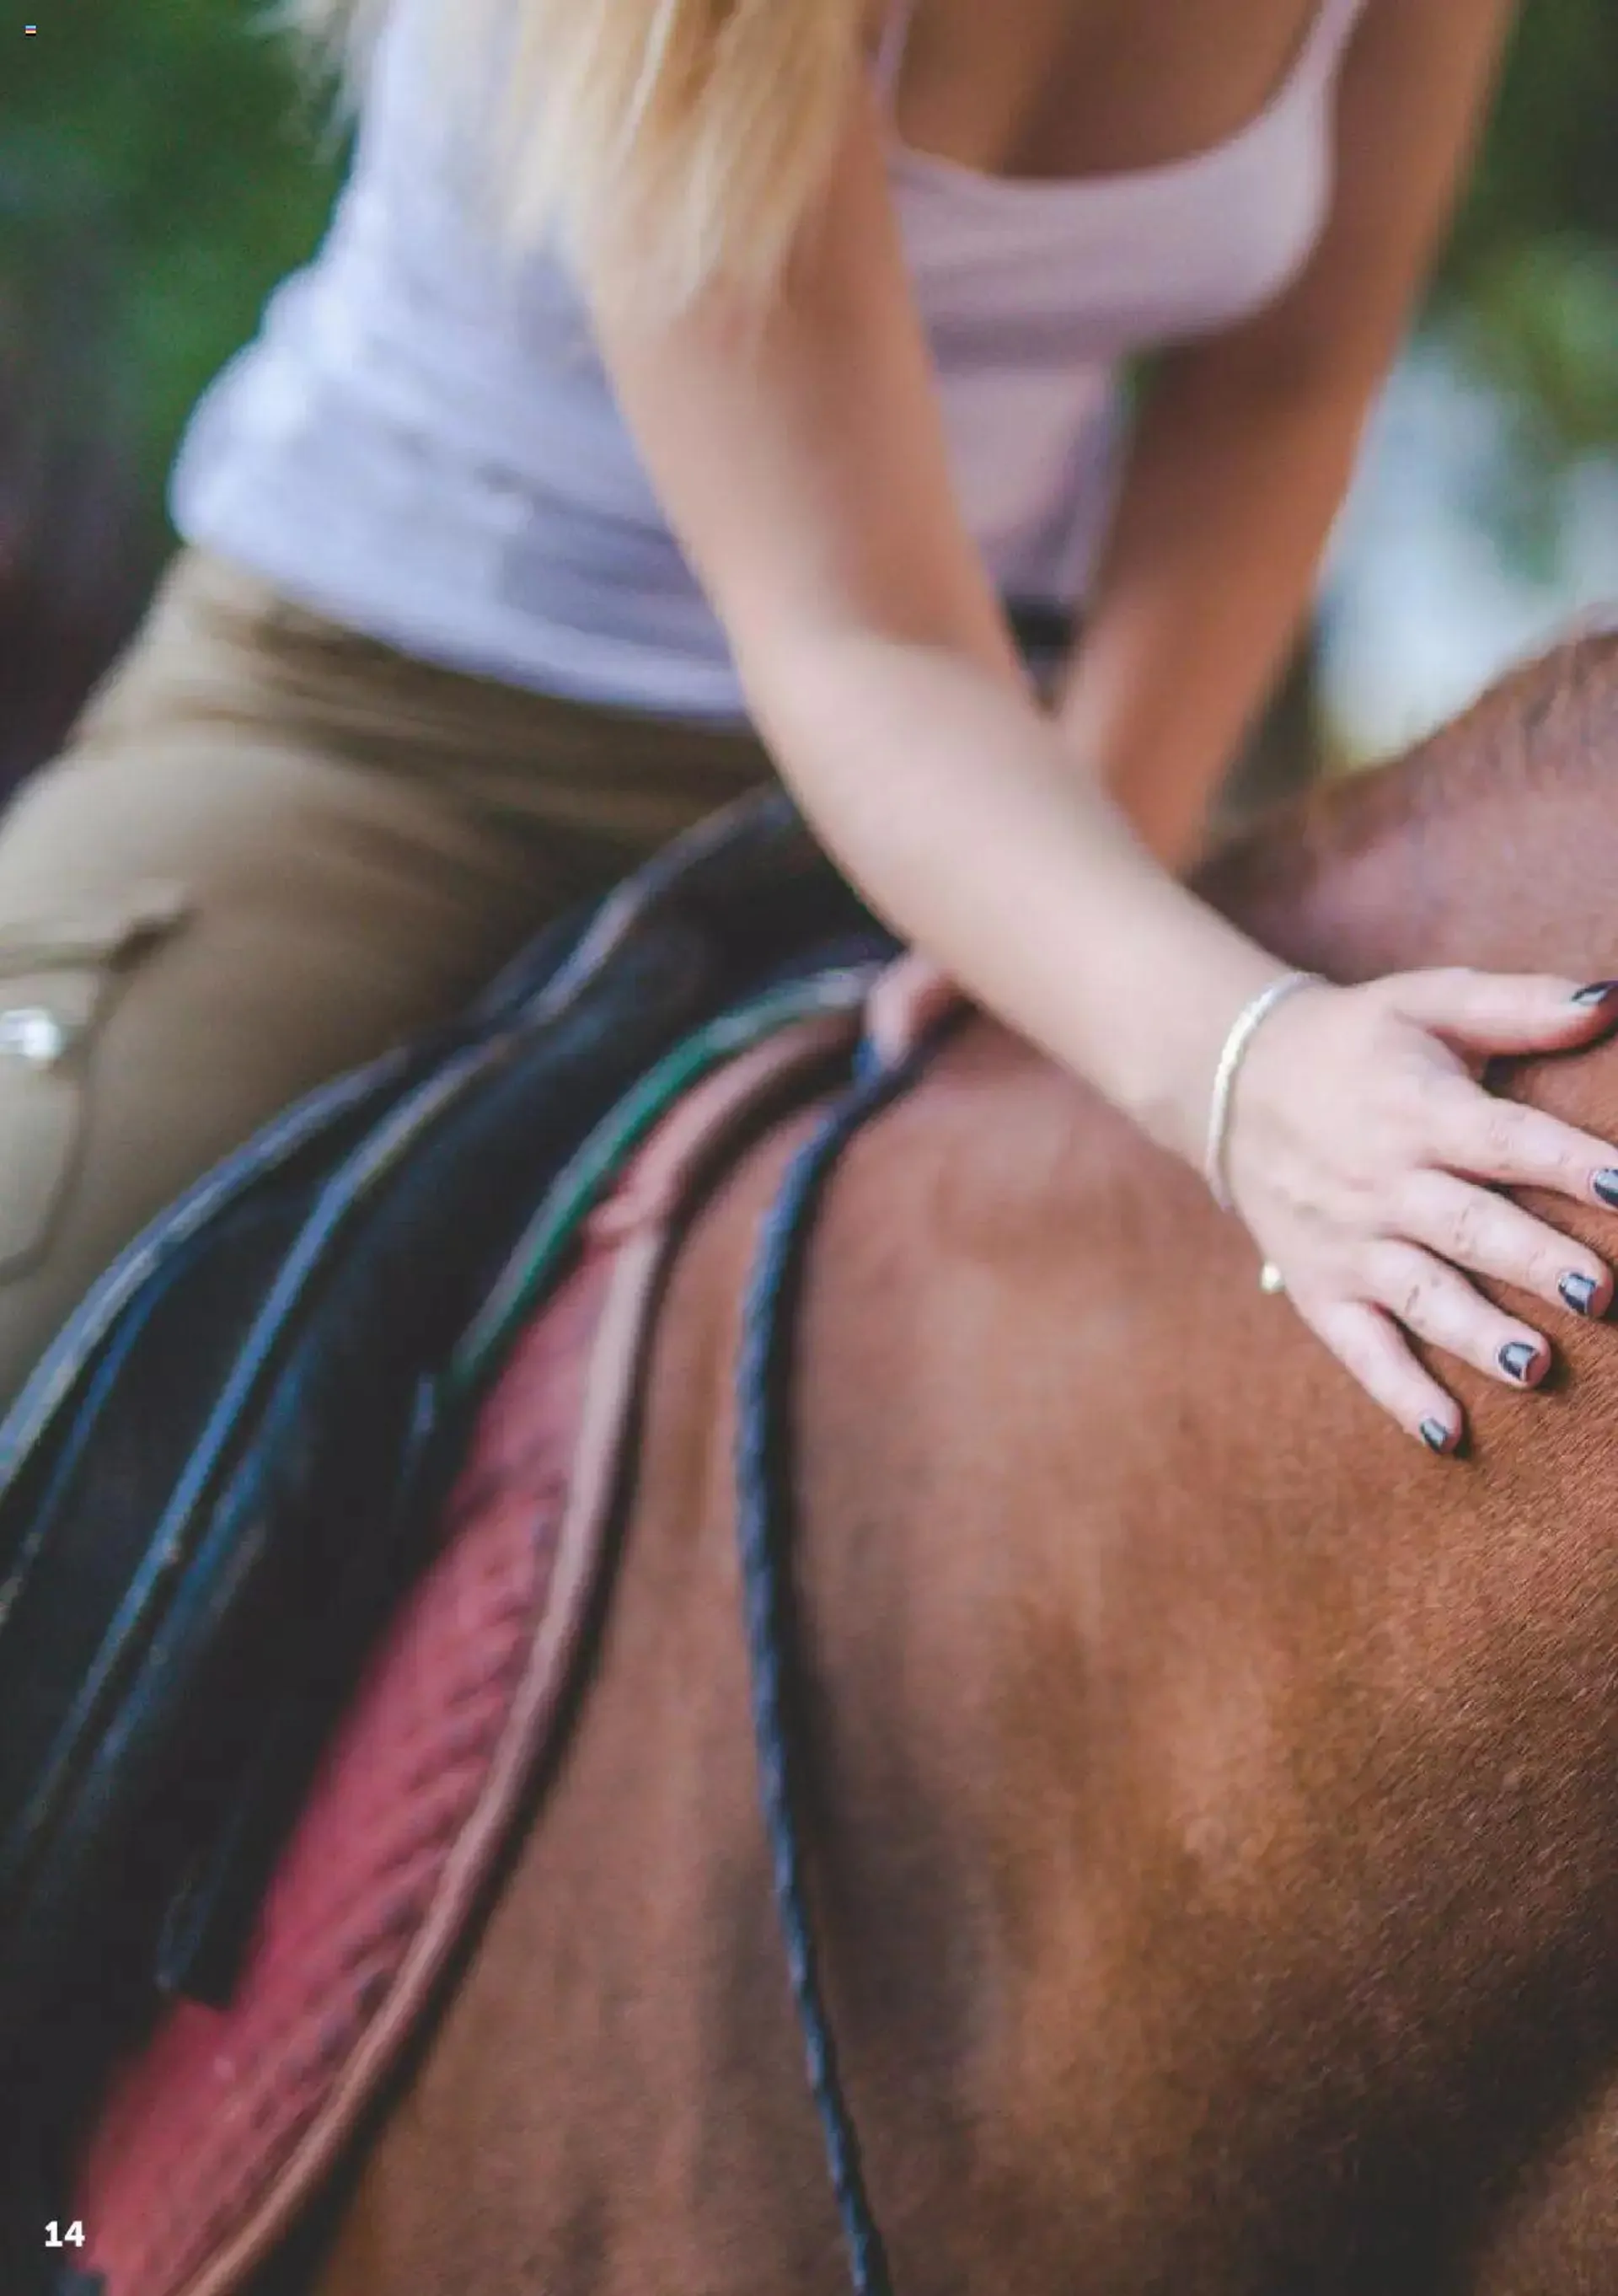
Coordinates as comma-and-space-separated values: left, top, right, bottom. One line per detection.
0, 790, 895, 2295
65, 984, 881, 2296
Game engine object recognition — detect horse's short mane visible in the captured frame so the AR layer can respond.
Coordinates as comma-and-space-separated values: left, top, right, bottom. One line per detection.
1199, 630, 1618, 963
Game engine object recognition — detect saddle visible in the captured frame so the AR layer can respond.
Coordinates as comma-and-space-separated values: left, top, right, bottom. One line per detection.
0, 787, 898, 2284
67, 982, 918, 2296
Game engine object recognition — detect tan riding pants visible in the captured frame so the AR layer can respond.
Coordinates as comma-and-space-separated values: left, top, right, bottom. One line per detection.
0, 546, 777, 1412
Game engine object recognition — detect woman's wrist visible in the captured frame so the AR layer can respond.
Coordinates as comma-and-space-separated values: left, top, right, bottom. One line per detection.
1077, 872, 1304, 1171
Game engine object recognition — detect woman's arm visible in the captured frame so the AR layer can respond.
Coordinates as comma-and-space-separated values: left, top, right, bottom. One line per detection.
585, 69, 1282, 1160
583, 30, 1618, 1450
1054, 0, 1517, 871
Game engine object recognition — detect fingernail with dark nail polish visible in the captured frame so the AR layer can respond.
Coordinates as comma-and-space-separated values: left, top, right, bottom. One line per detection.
1572, 980, 1618, 1005
1596, 1171, 1618, 1209
1498, 1339, 1540, 1382
1420, 1418, 1451, 1453
1561, 1271, 1600, 1316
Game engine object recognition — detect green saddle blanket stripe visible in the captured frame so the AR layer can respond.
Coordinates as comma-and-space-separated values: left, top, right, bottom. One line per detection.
447, 963, 881, 1403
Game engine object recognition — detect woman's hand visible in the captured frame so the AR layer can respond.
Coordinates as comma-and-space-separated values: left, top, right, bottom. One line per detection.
1223, 970, 1618, 1450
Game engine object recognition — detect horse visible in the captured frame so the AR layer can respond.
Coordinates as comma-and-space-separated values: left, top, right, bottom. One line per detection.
37, 630, 1605, 2296
281, 630, 1618, 2296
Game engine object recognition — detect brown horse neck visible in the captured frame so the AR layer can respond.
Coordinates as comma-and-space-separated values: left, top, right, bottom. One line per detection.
1197, 631, 1618, 988
803, 633, 1618, 2284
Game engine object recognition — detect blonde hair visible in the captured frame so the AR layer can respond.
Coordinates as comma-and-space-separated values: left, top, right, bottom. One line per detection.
278, 0, 868, 316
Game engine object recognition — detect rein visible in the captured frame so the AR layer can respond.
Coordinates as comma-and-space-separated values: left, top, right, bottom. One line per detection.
734, 1000, 965, 2296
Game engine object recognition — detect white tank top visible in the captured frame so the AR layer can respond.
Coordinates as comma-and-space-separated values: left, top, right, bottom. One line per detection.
169, 0, 1369, 723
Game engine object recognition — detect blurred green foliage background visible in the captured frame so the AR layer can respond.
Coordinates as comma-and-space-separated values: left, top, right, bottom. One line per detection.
3, 0, 337, 509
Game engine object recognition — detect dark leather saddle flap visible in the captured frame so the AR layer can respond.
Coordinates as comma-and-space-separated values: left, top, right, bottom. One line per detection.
0, 788, 890, 2107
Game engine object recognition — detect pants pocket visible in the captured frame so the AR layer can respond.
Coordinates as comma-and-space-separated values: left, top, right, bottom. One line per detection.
0, 882, 194, 1279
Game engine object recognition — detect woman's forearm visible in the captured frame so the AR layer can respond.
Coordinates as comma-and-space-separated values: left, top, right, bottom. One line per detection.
742, 624, 1286, 1164
1053, 353, 1377, 869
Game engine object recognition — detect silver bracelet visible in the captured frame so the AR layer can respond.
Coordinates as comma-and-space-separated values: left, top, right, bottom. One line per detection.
1204, 970, 1322, 1213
